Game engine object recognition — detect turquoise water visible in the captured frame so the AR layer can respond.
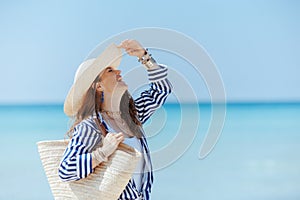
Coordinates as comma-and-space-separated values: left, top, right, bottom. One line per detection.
0, 103, 299, 200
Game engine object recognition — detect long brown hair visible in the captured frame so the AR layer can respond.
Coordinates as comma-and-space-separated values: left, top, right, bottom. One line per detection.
66, 76, 100, 137
66, 77, 143, 138
120, 90, 143, 138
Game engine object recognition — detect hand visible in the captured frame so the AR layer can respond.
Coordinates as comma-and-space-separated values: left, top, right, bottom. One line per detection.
92, 132, 124, 163
118, 39, 145, 58
101, 132, 124, 156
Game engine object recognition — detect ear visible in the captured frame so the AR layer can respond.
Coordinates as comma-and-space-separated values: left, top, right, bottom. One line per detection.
96, 82, 103, 92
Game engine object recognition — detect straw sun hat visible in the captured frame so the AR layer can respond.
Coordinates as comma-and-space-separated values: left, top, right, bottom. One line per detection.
64, 43, 122, 117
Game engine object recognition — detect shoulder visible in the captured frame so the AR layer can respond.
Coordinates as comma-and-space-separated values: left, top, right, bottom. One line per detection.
69, 117, 102, 150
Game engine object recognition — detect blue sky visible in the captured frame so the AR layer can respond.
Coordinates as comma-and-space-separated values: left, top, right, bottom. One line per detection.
0, 0, 299, 104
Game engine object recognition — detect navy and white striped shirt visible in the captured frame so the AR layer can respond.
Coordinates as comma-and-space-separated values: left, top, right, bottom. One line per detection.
58, 65, 172, 200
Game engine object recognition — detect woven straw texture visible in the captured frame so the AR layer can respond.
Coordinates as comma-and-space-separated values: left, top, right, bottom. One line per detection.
37, 140, 141, 200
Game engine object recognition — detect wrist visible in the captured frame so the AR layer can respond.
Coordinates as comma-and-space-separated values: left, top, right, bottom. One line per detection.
92, 149, 108, 163
138, 49, 159, 69
137, 48, 146, 59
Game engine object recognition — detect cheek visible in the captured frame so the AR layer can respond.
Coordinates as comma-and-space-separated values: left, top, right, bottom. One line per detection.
101, 77, 117, 91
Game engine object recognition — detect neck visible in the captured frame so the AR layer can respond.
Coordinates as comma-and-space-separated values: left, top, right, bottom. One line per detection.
101, 90, 126, 112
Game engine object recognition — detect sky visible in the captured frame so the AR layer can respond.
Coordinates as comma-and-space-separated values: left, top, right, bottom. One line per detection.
0, 0, 299, 104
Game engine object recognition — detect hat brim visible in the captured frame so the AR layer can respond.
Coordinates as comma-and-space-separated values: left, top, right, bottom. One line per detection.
64, 44, 122, 117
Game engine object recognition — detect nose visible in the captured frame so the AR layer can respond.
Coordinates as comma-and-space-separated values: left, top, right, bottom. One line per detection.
116, 69, 121, 75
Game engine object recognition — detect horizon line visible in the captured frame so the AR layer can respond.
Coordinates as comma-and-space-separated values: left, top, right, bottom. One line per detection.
0, 100, 300, 107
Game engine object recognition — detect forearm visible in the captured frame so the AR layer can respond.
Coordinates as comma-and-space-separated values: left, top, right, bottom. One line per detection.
91, 153, 102, 169
91, 150, 107, 168
135, 65, 173, 124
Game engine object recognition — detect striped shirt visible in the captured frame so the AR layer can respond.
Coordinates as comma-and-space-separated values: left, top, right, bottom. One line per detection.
58, 65, 172, 200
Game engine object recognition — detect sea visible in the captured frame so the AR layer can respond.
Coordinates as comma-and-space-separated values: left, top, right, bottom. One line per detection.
0, 103, 299, 200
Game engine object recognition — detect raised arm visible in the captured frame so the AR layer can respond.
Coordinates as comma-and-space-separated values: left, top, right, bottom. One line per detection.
135, 65, 172, 124
119, 39, 173, 123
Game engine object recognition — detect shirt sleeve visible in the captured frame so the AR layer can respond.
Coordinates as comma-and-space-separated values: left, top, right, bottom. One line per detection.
58, 122, 100, 181
135, 64, 173, 124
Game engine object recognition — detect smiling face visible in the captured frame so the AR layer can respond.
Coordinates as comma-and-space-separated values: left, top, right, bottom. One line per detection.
96, 66, 128, 95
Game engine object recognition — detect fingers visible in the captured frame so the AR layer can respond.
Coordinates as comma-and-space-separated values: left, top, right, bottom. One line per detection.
118, 39, 141, 49
118, 39, 145, 58
117, 39, 130, 49
105, 132, 124, 144
125, 48, 137, 56
115, 132, 124, 143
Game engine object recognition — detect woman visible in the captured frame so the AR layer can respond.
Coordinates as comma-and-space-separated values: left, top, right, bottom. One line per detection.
59, 39, 172, 200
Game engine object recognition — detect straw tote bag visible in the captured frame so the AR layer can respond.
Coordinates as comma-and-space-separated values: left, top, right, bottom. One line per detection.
37, 120, 141, 200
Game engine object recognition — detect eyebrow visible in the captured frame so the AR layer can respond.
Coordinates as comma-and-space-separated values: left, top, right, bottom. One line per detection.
105, 67, 113, 71
98, 67, 112, 79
